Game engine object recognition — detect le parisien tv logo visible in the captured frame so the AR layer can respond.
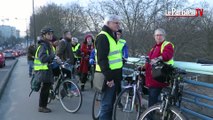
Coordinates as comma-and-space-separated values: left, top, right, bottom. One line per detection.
165, 8, 204, 17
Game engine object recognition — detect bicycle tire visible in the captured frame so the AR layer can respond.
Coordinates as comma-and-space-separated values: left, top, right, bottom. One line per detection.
113, 88, 142, 120
139, 104, 186, 120
59, 79, 82, 113
92, 91, 102, 120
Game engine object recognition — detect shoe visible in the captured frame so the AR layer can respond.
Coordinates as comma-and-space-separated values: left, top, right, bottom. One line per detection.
38, 107, 52, 113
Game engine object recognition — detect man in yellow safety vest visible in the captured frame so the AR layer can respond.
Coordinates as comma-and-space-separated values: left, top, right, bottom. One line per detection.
95, 15, 123, 120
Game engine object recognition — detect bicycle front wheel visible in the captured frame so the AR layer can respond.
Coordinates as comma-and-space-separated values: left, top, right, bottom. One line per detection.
139, 104, 186, 120
92, 91, 102, 120
59, 79, 82, 113
113, 88, 141, 120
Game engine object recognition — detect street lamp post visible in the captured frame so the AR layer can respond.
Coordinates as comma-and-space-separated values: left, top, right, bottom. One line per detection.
32, 0, 37, 45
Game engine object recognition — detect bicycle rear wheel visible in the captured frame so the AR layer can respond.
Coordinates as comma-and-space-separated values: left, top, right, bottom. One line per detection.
139, 104, 186, 120
59, 79, 82, 113
113, 88, 141, 120
92, 91, 102, 120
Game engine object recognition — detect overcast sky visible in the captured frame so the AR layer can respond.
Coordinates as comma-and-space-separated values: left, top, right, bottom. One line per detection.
0, 0, 212, 36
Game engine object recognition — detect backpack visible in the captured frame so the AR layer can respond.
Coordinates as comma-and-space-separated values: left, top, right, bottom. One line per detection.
29, 74, 41, 97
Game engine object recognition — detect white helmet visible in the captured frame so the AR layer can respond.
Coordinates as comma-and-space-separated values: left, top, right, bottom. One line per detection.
72, 37, 78, 43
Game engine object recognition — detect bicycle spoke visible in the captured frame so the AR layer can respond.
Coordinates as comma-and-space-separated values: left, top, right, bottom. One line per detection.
59, 80, 82, 113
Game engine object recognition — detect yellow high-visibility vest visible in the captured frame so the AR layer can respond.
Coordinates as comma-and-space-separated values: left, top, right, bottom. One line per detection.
72, 43, 81, 58
34, 45, 55, 71
95, 31, 123, 72
161, 40, 174, 65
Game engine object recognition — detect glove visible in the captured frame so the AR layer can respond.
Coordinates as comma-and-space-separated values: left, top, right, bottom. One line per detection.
89, 59, 95, 65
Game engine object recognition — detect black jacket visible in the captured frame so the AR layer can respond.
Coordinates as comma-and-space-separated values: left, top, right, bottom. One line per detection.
95, 25, 120, 81
56, 38, 75, 65
27, 45, 36, 61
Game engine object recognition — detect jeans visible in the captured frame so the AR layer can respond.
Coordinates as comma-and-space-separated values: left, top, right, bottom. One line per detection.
99, 85, 116, 120
147, 87, 162, 120
28, 60, 34, 77
148, 87, 162, 107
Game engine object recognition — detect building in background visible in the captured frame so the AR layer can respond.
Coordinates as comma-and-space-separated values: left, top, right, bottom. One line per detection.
0, 25, 20, 38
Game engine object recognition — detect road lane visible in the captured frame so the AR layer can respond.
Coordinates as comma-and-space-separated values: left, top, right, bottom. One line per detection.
0, 57, 95, 120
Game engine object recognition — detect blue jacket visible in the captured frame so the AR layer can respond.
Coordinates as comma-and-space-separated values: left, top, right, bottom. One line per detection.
122, 43, 128, 59
89, 49, 95, 65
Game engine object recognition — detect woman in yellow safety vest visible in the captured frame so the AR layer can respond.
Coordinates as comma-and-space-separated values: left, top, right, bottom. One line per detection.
34, 27, 57, 113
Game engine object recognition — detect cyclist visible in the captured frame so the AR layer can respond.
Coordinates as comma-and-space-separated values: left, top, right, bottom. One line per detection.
79, 34, 94, 91
143, 28, 174, 108
27, 43, 36, 77
34, 27, 58, 113
56, 30, 75, 78
116, 29, 128, 63
95, 15, 123, 120
71, 37, 81, 63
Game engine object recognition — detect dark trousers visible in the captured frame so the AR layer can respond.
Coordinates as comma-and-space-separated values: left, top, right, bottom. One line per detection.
39, 83, 51, 107
148, 87, 162, 107
80, 73, 88, 84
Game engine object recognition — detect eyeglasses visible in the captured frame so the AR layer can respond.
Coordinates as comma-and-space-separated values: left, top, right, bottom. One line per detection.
112, 21, 120, 25
154, 34, 164, 36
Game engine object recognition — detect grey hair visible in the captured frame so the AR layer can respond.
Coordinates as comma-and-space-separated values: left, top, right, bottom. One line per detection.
104, 15, 120, 25
72, 37, 78, 42
154, 28, 166, 36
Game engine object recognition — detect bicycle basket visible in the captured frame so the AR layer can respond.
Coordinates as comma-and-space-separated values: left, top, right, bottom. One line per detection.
152, 61, 174, 83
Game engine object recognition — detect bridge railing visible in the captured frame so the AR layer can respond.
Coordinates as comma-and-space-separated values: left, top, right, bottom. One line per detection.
123, 57, 213, 120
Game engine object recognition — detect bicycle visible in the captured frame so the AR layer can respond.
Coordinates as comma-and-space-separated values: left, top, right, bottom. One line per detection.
92, 90, 102, 120
139, 63, 187, 120
113, 56, 148, 120
48, 60, 82, 113
88, 64, 95, 88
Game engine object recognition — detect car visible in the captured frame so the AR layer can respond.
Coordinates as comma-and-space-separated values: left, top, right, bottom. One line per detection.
0, 52, 6, 67
4, 51, 16, 59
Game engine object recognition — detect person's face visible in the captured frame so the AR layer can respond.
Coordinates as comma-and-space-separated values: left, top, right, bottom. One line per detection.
72, 41, 77, 45
154, 30, 165, 44
87, 37, 92, 45
65, 32, 72, 39
44, 32, 53, 41
108, 21, 120, 32
116, 32, 121, 39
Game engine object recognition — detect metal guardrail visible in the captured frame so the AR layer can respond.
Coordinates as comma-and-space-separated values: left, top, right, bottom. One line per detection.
124, 57, 213, 119
181, 79, 213, 120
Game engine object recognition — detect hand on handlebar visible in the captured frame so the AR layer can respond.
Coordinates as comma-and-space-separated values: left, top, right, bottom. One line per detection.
150, 56, 162, 65
54, 56, 62, 64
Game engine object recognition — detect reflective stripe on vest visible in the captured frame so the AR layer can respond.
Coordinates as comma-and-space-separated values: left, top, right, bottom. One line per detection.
95, 31, 123, 72
34, 45, 55, 71
161, 41, 174, 65
72, 43, 81, 58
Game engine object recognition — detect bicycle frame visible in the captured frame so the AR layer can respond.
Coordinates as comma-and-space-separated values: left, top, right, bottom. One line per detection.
159, 69, 185, 119
51, 62, 73, 97
122, 67, 145, 112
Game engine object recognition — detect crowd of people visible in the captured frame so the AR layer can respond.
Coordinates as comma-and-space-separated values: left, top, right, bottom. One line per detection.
27, 14, 174, 120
